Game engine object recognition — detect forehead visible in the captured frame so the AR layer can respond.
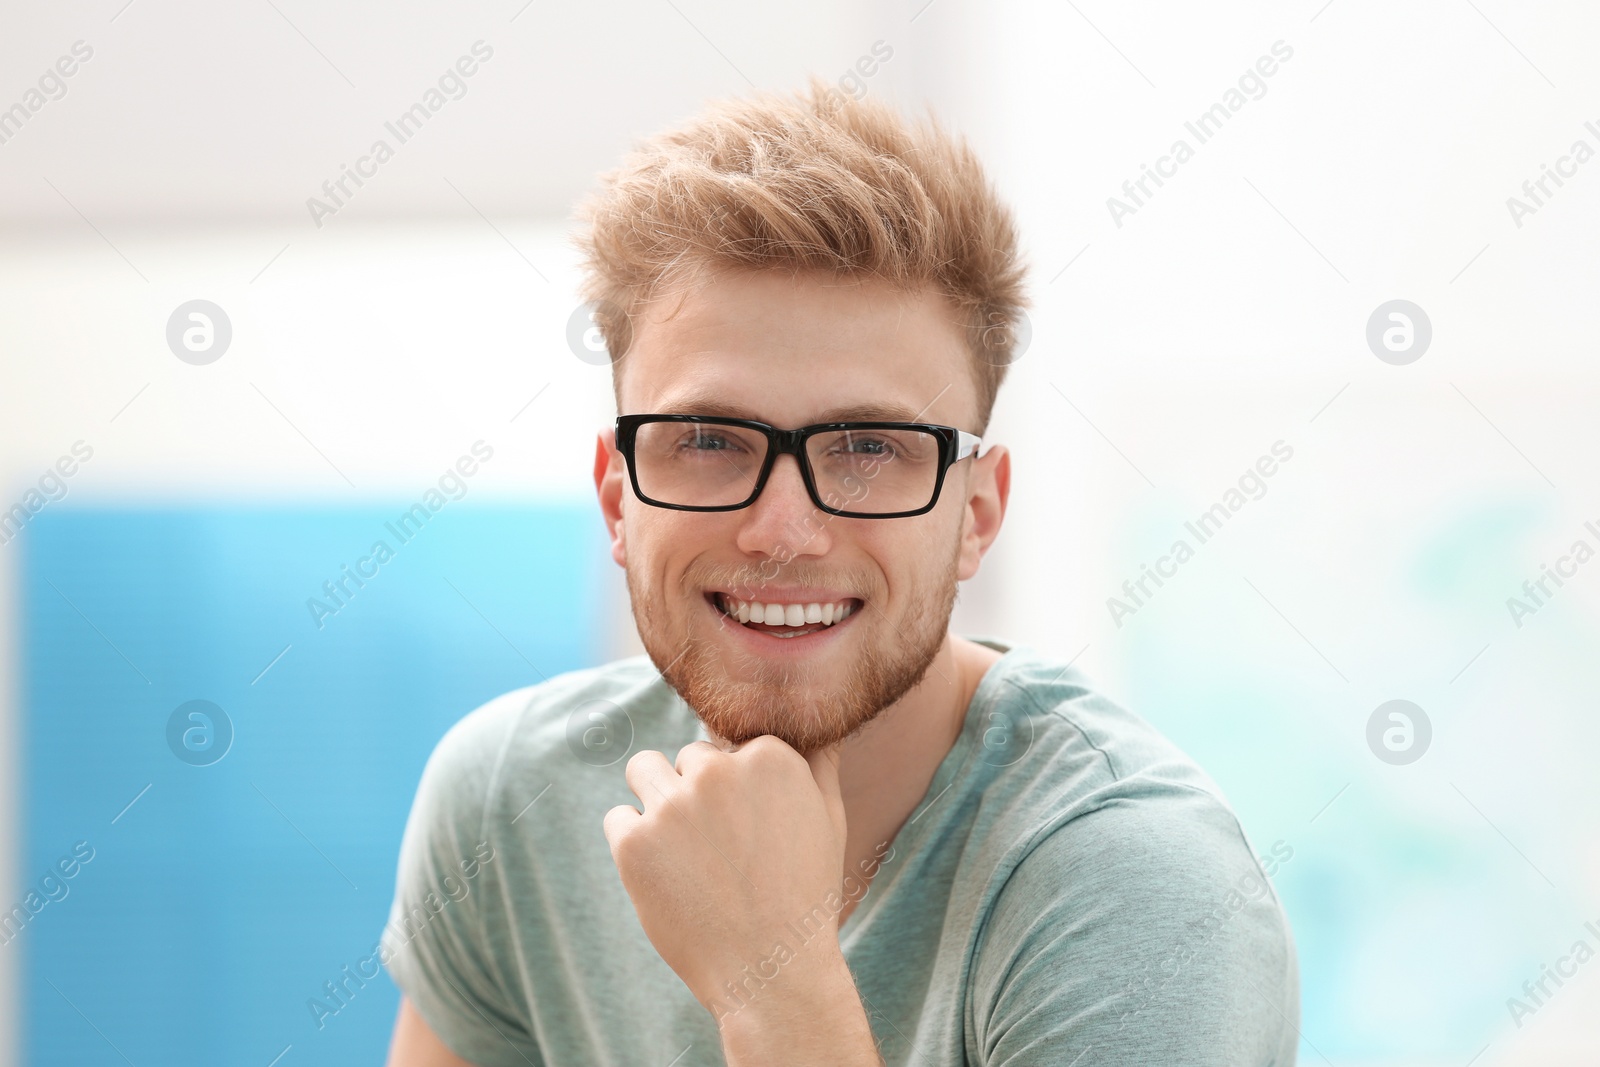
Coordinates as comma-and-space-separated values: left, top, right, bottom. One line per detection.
618, 270, 979, 428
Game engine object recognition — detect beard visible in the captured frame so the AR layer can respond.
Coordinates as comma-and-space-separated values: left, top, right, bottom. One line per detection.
626, 548, 960, 756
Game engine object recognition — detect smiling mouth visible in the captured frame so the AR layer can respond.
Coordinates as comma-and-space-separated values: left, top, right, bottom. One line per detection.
708, 592, 862, 639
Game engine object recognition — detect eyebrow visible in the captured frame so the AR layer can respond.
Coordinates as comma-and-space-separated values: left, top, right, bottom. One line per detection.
649, 393, 927, 424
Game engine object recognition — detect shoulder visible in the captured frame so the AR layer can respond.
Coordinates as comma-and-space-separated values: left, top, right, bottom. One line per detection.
1001, 787, 1293, 944
964, 643, 1267, 865
971, 794, 1299, 1061
975, 644, 1290, 946
973, 643, 1224, 798
964, 645, 1299, 1061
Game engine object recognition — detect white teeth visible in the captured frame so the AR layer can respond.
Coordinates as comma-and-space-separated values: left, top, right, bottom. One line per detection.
717, 594, 856, 629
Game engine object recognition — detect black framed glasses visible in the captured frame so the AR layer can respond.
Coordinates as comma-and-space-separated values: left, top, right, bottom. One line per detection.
614, 414, 983, 519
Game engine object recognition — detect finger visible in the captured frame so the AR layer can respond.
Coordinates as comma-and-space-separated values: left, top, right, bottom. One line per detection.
623, 749, 678, 810
805, 741, 843, 794
601, 803, 640, 854
805, 743, 847, 835
673, 739, 724, 776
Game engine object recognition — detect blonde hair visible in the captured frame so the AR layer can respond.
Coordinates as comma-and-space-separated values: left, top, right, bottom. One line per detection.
572, 78, 1028, 431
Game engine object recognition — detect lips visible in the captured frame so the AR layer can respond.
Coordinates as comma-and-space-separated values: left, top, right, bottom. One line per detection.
708, 591, 863, 638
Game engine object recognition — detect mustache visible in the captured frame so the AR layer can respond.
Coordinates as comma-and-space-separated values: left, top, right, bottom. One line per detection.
685, 559, 874, 601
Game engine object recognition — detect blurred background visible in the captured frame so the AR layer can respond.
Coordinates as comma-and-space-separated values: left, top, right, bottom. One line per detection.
3, 0, 1598, 1063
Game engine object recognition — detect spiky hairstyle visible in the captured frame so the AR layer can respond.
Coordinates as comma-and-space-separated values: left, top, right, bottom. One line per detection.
572, 78, 1028, 430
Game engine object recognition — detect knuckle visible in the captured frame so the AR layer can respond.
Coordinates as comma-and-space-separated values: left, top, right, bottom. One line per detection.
745, 734, 800, 766
696, 751, 734, 783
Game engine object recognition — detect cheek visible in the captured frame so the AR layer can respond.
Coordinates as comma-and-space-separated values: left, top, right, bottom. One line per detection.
859, 524, 939, 597
618, 508, 670, 586
628, 513, 726, 593
915, 517, 968, 587
623, 501, 687, 553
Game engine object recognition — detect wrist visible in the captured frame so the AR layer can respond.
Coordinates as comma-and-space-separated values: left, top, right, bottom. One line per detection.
707, 934, 844, 1023
709, 935, 852, 1031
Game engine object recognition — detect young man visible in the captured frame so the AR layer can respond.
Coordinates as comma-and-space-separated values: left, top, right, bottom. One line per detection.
382, 82, 1299, 1066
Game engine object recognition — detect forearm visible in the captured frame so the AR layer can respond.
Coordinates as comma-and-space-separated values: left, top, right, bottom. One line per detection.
714, 943, 884, 1067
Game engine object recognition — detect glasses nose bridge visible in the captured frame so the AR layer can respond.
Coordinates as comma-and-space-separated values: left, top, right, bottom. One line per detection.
758, 426, 816, 501
768, 426, 810, 459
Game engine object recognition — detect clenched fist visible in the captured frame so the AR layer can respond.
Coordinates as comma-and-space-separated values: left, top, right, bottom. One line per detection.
602, 735, 850, 1016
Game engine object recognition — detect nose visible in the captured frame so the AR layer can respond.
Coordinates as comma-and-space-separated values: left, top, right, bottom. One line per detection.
734, 452, 833, 562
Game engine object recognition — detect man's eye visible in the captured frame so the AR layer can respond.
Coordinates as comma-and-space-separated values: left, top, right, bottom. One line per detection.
837, 438, 893, 457
681, 433, 738, 452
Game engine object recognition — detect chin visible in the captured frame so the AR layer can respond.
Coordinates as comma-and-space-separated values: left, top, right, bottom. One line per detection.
650, 611, 944, 755
625, 553, 960, 752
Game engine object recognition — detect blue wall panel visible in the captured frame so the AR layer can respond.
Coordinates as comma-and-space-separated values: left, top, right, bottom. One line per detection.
16, 503, 605, 1066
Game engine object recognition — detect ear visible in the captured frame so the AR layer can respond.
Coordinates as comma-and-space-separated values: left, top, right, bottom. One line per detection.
594, 427, 627, 568
956, 444, 1009, 581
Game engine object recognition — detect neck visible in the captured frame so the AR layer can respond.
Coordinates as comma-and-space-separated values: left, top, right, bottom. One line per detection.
842, 633, 981, 758
834, 634, 1001, 873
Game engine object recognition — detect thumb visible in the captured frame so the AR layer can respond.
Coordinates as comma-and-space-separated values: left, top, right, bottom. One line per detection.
805, 742, 847, 837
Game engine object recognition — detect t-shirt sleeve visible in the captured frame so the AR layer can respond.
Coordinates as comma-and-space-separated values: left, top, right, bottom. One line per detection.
969, 789, 1300, 1066
381, 699, 544, 1067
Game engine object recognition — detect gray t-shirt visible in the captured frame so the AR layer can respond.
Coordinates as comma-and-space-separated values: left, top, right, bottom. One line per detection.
382, 637, 1300, 1065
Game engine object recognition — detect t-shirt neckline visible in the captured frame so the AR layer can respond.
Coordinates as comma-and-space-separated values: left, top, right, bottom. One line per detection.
837, 635, 1031, 944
